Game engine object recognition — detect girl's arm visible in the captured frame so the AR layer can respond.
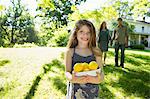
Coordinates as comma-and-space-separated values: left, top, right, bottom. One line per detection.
108, 30, 111, 41
96, 56, 104, 82
110, 29, 116, 46
65, 49, 73, 81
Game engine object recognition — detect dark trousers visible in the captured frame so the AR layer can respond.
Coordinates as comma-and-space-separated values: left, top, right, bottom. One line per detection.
114, 43, 125, 66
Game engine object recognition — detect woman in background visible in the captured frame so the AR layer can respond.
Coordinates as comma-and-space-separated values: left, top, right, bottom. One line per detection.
98, 21, 110, 66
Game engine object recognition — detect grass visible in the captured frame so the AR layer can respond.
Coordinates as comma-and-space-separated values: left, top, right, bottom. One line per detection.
0, 47, 150, 99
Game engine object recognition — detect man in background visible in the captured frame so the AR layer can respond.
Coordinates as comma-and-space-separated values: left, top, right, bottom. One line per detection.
111, 18, 128, 68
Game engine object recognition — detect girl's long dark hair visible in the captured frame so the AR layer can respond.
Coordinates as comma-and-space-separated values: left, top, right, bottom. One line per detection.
67, 19, 96, 48
67, 19, 102, 56
99, 21, 108, 32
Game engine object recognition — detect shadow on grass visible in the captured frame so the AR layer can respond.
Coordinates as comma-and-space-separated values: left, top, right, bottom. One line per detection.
143, 49, 150, 52
125, 53, 150, 66
108, 49, 150, 66
130, 54, 150, 64
99, 83, 115, 99
102, 49, 150, 98
130, 54, 150, 60
44, 59, 66, 94
126, 49, 150, 53
24, 75, 42, 99
125, 56, 142, 66
115, 69, 149, 98
49, 77, 66, 95
46, 59, 66, 95
24, 59, 65, 99
0, 60, 10, 67
104, 65, 150, 98
43, 59, 65, 74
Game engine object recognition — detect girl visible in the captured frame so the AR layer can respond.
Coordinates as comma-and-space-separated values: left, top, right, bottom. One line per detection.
65, 20, 104, 99
98, 21, 110, 66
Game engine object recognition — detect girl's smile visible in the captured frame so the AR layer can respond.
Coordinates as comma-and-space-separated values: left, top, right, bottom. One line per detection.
81, 37, 89, 41
77, 25, 91, 44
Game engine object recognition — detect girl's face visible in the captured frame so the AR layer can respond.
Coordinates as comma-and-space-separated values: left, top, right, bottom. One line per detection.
103, 22, 106, 28
118, 20, 122, 26
76, 25, 91, 45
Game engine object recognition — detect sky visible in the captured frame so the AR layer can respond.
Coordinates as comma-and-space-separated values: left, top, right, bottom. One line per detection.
0, 0, 37, 16
77, 0, 106, 12
0, 0, 150, 22
0, 0, 104, 16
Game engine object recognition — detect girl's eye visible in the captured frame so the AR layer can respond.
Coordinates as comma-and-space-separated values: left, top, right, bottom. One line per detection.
80, 31, 83, 33
79, 31, 84, 34
79, 31, 90, 35
87, 32, 90, 34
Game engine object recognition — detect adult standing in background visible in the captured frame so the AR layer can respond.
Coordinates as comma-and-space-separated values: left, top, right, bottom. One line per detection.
111, 18, 128, 68
98, 21, 111, 66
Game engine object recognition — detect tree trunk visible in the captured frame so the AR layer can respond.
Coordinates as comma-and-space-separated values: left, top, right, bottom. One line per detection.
11, 27, 14, 44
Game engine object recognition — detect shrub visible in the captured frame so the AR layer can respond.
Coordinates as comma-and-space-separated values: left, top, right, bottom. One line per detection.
13, 43, 38, 48
55, 32, 69, 47
47, 28, 69, 47
131, 44, 145, 50
60, 52, 65, 60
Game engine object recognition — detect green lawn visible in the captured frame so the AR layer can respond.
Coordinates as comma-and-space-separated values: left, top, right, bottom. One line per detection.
0, 47, 150, 99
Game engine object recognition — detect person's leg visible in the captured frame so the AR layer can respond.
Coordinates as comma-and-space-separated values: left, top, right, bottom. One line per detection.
104, 52, 107, 65
120, 44, 125, 68
115, 43, 119, 67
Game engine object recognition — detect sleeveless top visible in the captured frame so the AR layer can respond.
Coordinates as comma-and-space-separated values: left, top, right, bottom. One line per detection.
71, 48, 96, 72
98, 30, 110, 51
71, 48, 99, 99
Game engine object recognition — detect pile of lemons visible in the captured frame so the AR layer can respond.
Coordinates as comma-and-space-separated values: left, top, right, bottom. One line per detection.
73, 61, 98, 72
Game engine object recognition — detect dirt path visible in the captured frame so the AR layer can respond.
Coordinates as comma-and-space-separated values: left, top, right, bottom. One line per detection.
0, 47, 67, 98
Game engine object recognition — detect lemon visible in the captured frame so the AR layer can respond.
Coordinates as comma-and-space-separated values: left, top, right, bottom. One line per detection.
82, 62, 89, 70
74, 63, 83, 72
88, 61, 98, 70
83, 68, 90, 71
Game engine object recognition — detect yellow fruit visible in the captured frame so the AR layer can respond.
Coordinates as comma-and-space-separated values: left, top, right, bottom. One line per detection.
74, 63, 83, 72
84, 68, 90, 71
88, 61, 98, 70
82, 62, 89, 70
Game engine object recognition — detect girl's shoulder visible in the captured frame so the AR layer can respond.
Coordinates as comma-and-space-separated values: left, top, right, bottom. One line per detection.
66, 48, 74, 57
92, 47, 102, 57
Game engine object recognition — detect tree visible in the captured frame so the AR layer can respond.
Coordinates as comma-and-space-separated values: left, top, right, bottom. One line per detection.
68, 5, 118, 30
111, 0, 149, 19
35, 0, 86, 46
112, 1, 132, 18
0, 4, 6, 46
132, 0, 150, 18
36, 0, 86, 28
0, 0, 37, 47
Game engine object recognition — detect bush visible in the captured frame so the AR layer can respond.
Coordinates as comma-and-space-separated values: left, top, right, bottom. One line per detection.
13, 43, 38, 48
47, 28, 69, 47
131, 44, 145, 50
143, 40, 148, 47
60, 52, 65, 60
55, 32, 69, 47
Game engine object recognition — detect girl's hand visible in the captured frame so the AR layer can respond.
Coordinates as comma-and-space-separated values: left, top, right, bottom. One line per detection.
71, 73, 88, 84
86, 72, 101, 84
